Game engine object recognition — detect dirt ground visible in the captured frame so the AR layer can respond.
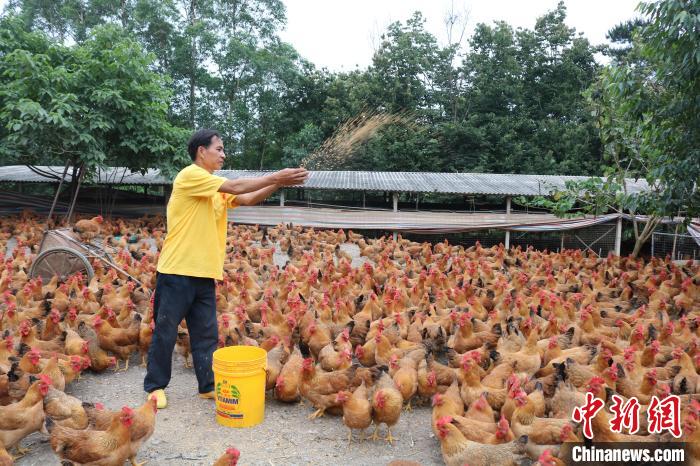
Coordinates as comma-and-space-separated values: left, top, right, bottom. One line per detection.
17, 353, 442, 466
13, 241, 444, 466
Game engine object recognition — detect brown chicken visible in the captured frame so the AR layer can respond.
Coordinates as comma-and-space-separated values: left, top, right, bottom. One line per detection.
127, 396, 158, 466
453, 414, 514, 444
491, 328, 542, 379
371, 371, 403, 444
0, 441, 11, 466
511, 390, 573, 445
0, 375, 50, 456
44, 385, 88, 429
138, 318, 154, 367
265, 344, 289, 391
73, 215, 104, 242
318, 343, 352, 372
416, 358, 438, 403
77, 321, 118, 372
213, 447, 240, 466
14, 345, 43, 374
431, 380, 465, 434
17, 320, 65, 354
38, 356, 65, 391
64, 327, 89, 358
92, 314, 140, 371
274, 345, 304, 403
300, 358, 356, 419
47, 405, 134, 465
82, 402, 115, 430
435, 416, 526, 466
337, 381, 372, 443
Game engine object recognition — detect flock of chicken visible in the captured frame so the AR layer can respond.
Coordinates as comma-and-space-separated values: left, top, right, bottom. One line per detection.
0, 210, 699, 466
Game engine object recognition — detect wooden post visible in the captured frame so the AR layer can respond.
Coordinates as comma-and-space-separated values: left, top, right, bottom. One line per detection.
615, 216, 623, 256
392, 193, 398, 241
505, 196, 512, 250
47, 159, 70, 226
362, 191, 366, 208
280, 190, 285, 207
671, 222, 680, 261
66, 164, 85, 224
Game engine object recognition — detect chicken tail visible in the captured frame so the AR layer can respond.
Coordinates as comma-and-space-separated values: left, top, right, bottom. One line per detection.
647, 324, 657, 342
516, 434, 529, 453
18, 342, 31, 356
354, 294, 364, 309
299, 341, 312, 358
7, 362, 20, 382
446, 349, 460, 367
605, 386, 615, 400
563, 326, 575, 344
553, 362, 567, 383
585, 344, 597, 360
668, 365, 682, 378
45, 415, 57, 434
492, 323, 502, 336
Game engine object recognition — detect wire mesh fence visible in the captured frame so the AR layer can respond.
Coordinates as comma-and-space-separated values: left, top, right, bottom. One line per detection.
651, 232, 700, 261
352, 222, 619, 256
509, 222, 618, 256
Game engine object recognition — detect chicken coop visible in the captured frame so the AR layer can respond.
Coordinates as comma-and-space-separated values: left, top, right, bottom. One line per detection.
1, 164, 693, 258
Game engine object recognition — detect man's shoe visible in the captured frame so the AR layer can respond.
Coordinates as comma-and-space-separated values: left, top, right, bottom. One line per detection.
198, 391, 215, 400
148, 389, 167, 409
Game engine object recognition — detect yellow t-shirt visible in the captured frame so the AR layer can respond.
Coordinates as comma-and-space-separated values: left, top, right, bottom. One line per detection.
157, 164, 238, 280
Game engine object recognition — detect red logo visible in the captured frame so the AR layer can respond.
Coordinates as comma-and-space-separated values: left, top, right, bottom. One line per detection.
609, 395, 640, 434
573, 392, 683, 439
648, 395, 682, 438
572, 392, 605, 439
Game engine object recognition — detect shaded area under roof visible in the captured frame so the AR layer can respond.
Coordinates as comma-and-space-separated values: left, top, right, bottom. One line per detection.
229, 206, 620, 233
0, 165, 649, 197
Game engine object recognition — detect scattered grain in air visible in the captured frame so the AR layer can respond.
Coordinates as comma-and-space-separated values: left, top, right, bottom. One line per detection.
300, 110, 418, 170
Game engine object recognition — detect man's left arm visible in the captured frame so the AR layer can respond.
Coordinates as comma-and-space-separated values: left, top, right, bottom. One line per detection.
232, 184, 279, 207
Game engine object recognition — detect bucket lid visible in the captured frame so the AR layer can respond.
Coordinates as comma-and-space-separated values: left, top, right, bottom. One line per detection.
213, 346, 267, 367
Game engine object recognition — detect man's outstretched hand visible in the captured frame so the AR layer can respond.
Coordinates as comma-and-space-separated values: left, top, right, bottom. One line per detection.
273, 168, 309, 187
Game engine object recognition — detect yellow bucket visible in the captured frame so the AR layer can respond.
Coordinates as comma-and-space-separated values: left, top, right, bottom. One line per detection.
212, 346, 267, 428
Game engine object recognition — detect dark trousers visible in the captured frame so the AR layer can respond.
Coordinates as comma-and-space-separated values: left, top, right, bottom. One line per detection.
144, 272, 218, 394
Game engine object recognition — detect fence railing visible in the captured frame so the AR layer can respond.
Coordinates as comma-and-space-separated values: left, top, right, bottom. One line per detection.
651, 232, 700, 261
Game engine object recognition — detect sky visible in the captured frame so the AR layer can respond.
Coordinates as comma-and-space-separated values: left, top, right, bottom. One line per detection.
279, 0, 642, 71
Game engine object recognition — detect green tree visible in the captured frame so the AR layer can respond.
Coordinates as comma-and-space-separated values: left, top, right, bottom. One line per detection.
526, 0, 700, 257
453, 2, 601, 175
0, 17, 187, 180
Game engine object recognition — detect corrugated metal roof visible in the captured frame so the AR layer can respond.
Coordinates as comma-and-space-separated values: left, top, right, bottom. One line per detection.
0, 165, 649, 197
0, 165, 165, 185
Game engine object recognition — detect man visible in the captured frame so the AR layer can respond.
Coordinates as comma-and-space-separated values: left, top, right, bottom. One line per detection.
144, 129, 308, 408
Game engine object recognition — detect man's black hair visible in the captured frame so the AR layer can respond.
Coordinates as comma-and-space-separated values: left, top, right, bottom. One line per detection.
187, 129, 220, 161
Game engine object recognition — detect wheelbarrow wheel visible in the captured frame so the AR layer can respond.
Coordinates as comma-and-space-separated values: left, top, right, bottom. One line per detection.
29, 247, 94, 285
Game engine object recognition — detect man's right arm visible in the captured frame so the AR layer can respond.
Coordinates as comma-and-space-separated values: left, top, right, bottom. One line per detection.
218, 168, 309, 195
218, 174, 278, 195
